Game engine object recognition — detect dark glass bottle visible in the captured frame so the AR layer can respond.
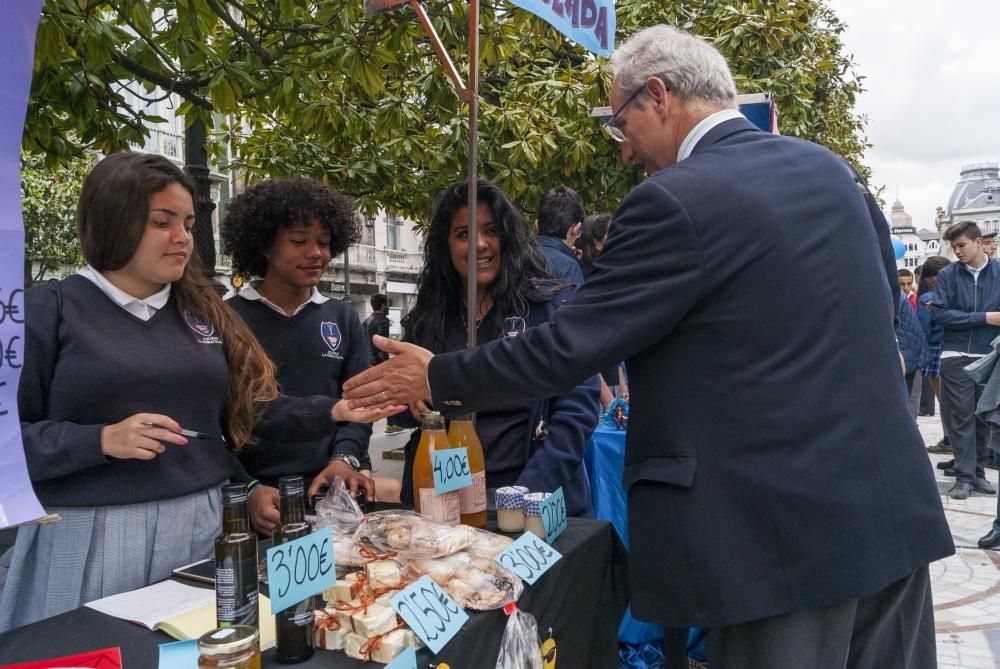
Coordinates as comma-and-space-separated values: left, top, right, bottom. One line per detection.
272, 476, 314, 664
215, 484, 259, 629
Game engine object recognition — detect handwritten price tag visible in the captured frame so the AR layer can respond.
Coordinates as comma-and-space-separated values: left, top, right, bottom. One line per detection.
265, 526, 336, 614
540, 487, 567, 544
431, 447, 472, 495
390, 575, 468, 654
384, 645, 417, 669
495, 532, 563, 585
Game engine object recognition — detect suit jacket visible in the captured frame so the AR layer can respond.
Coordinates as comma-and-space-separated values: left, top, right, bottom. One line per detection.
428, 118, 954, 627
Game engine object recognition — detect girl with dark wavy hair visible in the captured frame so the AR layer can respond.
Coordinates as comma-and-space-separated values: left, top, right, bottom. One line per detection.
0, 152, 391, 631
395, 179, 600, 516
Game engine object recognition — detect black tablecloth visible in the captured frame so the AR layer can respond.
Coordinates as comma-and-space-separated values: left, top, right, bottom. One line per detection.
0, 516, 628, 668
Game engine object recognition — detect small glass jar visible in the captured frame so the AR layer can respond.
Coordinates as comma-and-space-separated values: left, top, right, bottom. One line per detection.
198, 625, 261, 669
495, 486, 529, 532
522, 492, 551, 541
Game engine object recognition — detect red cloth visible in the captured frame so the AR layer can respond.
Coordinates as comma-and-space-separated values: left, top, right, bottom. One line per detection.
908, 292, 917, 311
2, 647, 122, 669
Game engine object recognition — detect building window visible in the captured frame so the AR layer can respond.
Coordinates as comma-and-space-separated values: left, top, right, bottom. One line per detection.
386, 212, 402, 250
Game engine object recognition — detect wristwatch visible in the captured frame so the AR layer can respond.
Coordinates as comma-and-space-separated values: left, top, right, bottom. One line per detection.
330, 453, 361, 471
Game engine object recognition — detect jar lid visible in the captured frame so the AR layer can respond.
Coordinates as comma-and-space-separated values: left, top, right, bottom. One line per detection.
198, 625, 259, 656
495, 486, 529, 510
522, 492, 551, 517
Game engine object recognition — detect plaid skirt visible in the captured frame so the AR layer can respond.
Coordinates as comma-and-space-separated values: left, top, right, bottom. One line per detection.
922, 343, 943, 378
0, 486, 221, 632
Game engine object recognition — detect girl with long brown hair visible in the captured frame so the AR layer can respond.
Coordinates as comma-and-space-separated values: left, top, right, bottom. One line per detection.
0, 152, 391, 631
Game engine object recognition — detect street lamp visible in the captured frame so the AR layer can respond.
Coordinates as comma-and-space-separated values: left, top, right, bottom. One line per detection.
364, 0, 480, 350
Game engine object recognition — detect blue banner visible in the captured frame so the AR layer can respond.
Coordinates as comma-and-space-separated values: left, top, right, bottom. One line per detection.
0, 0, 45, 530
507, 0, 615, 57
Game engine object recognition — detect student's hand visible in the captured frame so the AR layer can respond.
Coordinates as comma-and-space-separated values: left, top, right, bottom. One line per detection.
307, 460, 376, 502
343, 336, 434, 408
247, 485, 281, 536
986, 312, 1000, 326
331, 399, 406, 423
100, 413, 188, 460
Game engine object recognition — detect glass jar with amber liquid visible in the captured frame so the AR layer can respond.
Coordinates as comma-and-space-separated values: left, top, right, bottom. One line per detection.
412, 411, 461, 525
215, 484, 258, 629
448, 414, 487, 527
272, 475, 314, 664
198, 625, 261, 669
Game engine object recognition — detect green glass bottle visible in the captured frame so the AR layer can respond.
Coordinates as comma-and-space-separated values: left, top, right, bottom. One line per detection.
272, 476, 314, 664
215, 484, 259, 629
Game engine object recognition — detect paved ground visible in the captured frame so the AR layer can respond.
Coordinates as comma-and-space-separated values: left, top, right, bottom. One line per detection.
919, 412, 1000, 668
367, 416, 1000, 666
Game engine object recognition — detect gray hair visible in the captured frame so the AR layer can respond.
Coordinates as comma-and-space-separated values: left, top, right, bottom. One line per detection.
609, 25, 737, 110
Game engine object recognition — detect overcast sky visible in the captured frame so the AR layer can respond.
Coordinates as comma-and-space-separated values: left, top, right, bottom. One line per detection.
824, 0, 1000, 231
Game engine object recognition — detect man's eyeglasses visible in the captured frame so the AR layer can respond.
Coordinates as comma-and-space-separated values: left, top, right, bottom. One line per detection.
603, 85, 646, 143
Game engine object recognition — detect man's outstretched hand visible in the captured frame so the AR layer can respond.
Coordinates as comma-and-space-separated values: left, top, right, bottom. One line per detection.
343, 336, 435, 413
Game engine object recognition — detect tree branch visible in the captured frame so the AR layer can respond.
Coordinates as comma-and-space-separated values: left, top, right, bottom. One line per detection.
204, 0, 275, 65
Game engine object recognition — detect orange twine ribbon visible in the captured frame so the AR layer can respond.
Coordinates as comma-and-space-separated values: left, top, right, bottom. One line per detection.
370, 575, 413, 599
349, 572, 370, 600
359, 546, 398, 560
358, 620, 407, 660
333, 594, 376, 633
314, 610, 342, 649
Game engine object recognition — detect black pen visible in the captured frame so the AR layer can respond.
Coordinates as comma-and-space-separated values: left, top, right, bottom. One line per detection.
141, 421, 211, 440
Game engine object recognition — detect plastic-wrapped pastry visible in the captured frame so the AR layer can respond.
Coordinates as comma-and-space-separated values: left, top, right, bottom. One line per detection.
465, 527, 514, 560
354, 511, 477, 558
403, 550, 523, 610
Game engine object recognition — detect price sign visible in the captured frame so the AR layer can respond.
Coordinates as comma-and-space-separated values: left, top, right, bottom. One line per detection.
431, 447, 472, 495
540, 487, 567, 544
390, 575, 468, 654
495, 532, 563, 585
385, 645, 417, 669
265, 526, 336, 614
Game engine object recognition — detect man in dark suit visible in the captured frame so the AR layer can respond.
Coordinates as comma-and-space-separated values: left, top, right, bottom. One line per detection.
345, 25, 953, 667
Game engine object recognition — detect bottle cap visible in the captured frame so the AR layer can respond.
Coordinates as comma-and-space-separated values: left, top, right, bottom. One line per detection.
495, 486, 529, 510
522, 492, 551, 517
198, 625, 258, 656
278, 475, 304, 497
221, 483, 248, 506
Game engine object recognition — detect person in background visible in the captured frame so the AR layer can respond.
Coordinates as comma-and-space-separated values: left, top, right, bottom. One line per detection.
931, 221, 1000, 499
222, 178, 377, 535
536, 185, 586, 286
576, 212, 628, 409
0, 153, 389, 631
363, 293, 392, 366
397, 179, 600, 516
897, 282, 928, 413
917, 257, 952, 455
898, 268, 917, 311
984, 231, 997, 258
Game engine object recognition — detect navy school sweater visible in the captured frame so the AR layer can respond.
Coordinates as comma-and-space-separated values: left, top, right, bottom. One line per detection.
19, 276, 339, 507
226, 295, 373, 486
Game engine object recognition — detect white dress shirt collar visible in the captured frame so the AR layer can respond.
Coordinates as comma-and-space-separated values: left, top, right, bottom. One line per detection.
77, 265, 171, 321
239, 284, 328, 317
676, 108, 746, 163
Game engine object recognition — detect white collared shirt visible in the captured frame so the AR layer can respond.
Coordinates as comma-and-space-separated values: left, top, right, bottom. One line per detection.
676, 108, 745, 163
239, 284, 328, 317
77, 265, 171, 321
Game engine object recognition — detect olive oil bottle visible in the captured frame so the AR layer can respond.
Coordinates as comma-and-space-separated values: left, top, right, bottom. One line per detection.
272, 476, 314, 664
215, 484, 259, 629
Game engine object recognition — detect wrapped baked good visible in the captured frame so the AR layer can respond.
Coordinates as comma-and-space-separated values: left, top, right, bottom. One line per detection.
334, 596, 400, 638
365, 558, 402, 587
354, 510, 477, 558
367, 627, 423, 664
334, 536, 368, 568
466, 527, 514, 560
342, 632, 368, 661
325, 571, 370, 605
404, 549, 523, 610
314, 607, 349, 651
